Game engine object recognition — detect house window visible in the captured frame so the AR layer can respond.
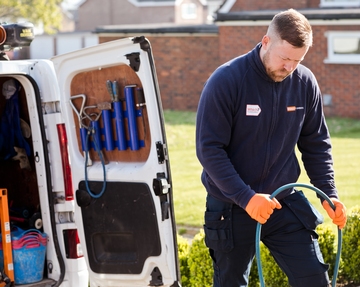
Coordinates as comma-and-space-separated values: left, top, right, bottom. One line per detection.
320, 0, 360, 7
181, 3, 197, 19
324, 31, 360, 64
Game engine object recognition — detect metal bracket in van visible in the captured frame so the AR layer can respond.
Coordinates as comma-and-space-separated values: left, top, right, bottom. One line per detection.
149, 267, 163, 286
125, 52, 140, 72
155, 141, 167, 164
153, 173, 170, 220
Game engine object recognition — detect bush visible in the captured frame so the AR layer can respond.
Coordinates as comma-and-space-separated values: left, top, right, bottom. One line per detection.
178, 229, 260, 287
316, 224, 336, 279
177, 235, 191, 287
187, 229, 213, 287
340, 205, 360, 284
248, 256, 260, 287
178, 223, 343, 287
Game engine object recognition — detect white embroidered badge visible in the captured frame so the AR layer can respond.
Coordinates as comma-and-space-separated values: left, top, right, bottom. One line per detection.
246, 104, 261, 116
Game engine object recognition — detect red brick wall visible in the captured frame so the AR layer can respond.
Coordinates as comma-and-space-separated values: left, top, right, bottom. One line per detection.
219, 24, 360, 118
218, 26, 267, 63
100, 35, 220, 112
100, 22, 360, 118
147, 36, 219, 111
307, 25, 360, 118
307, 0, 320, 8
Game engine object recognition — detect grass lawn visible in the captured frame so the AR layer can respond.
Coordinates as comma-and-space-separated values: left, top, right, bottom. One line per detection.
164, 110, 360, 232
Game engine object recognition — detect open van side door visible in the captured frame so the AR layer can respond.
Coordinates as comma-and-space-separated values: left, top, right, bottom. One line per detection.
51, 36, 181, 287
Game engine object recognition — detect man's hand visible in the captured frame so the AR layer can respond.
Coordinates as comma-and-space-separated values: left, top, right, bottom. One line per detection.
322, 198, 347, 229
245, 193, 282, 224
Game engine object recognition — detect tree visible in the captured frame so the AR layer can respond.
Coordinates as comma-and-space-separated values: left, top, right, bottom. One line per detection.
0, 0, 63, 34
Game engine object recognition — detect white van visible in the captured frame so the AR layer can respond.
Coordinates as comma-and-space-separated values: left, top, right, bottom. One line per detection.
0, 23, 180, 286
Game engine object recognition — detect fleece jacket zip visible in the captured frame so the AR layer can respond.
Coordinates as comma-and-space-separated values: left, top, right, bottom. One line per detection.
196, 43, 338, 209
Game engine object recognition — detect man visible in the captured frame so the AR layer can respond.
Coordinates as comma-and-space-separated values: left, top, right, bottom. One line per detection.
196, 8, 347, 287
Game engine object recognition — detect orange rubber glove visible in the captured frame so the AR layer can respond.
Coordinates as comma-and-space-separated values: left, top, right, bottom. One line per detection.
245, 194, 282, 224
322, 198, 347, 229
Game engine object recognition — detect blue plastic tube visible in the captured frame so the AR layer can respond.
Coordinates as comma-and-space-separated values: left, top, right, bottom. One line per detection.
113, 101, 127, 150
124, 85, 139, 150
102, 109, 114, 151
80, 127, 88, 151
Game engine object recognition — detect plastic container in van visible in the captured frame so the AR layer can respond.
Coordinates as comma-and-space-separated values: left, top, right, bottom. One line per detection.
0, 228, 47, 284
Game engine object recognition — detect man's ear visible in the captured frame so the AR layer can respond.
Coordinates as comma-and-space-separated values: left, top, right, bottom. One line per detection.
261, 35, 270, 50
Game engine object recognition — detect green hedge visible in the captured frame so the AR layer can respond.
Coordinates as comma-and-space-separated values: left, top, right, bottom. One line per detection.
177, 234, 191, 287
317, 224, 337, 279
178, 206, 360, 287
341, 205, 360, 283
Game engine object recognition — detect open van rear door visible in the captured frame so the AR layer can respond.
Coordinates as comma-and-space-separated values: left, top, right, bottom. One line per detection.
51, 37, 181, 287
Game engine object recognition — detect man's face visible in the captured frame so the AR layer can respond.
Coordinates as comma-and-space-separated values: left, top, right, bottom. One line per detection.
261, 36, 309, 82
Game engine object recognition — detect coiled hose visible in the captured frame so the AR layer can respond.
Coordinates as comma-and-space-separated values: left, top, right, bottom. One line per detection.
84, 126, 107, 198
255, 183, 342, 287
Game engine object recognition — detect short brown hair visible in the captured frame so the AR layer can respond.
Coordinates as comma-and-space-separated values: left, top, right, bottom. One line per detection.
268, 8, 313, 48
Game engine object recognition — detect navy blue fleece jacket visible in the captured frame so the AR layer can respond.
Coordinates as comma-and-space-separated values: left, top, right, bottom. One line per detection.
196, 43, 338, 209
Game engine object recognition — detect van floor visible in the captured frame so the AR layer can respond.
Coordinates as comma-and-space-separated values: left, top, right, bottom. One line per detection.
15, 278, 55, 287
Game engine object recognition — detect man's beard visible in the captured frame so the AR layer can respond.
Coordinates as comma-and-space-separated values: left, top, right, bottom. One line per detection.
263, 51, 291, 82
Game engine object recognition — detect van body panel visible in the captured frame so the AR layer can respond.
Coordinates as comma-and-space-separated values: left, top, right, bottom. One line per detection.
0, 36, 179, 287
51, 37, 180, 287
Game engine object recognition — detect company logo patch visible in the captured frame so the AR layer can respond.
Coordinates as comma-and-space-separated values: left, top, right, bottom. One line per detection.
246, 104, 261, 116
287, 106, 304, 112
287, 106, 296, 112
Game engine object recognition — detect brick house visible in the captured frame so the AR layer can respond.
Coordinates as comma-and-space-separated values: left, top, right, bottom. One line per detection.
75, 0, 221, 31
96, 0, 360, 118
